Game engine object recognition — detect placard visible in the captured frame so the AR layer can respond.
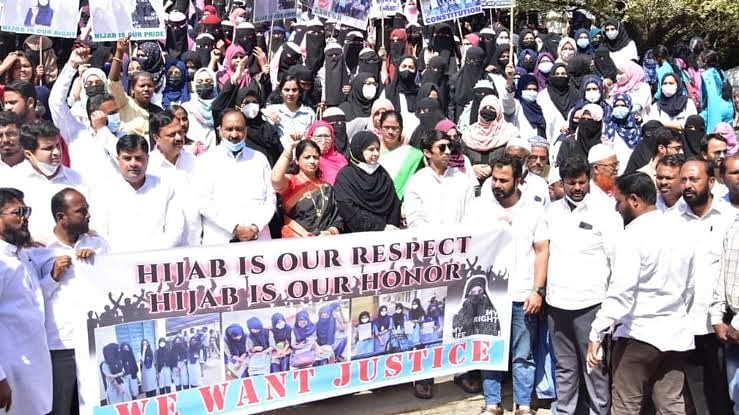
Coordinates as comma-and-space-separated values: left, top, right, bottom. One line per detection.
311, 0, 370, 30
0, 0, 80, 38
369, 0, 400, 19
419, 0, 482, 25
89, 0, 166, 41
253, 0, 298, 23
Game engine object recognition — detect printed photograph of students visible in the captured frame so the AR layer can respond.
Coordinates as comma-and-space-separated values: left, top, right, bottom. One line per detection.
350, 287, 447, 359
93, 314, 223, 405
221, 301, 350, 379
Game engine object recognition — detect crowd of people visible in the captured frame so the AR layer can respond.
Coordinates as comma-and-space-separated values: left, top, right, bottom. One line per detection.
1, 0, 739, 414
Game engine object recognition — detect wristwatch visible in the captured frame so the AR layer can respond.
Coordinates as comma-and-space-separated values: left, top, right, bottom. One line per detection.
534, 286, 546, 297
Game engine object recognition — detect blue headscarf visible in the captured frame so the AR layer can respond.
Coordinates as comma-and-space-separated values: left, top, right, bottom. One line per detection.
271, 313, 292, 343
293, 310, 316, 342
515, 74, 546, 133
574, 28, 594, 55
140, 339, 154, 369
374, 305, 392, 332
316, 304, 338, 346
188, 336, 201, 364
577, 75, 613, 120
247, 317, 270, 349
516, 48, 538, 73
224, 324, 247, 357
162, 59, 190, 108
605, 93, 641, 149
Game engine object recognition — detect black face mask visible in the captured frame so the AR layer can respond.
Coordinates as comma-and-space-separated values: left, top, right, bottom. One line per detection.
522, 61, 535, 73
195, 84, 213, 98
480, 108, 496, 122
85, 84, 105, 97
522, 41, 536, 50
469, 293, 483, 305
549, 76, 569, 89
167, 75, 184, 89
399, 69, 415, 82
578, 119, 602, 138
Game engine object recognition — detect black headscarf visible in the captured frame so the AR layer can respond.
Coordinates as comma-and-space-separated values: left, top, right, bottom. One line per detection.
268, 26, 286, 55
453, 46, 485, 108
518, 29, 537, 51
120, 343, 139, 379
410, 98, 444, 148
575, 118, 603, 158
683, 115, 706, 158
479, 28, 496, 57
421, 55, 450, 111
385, 56, 420, 113
430, 23, 459, 69
602, 18, 632, 52
489, 45, 510, 74
165, 16, 189, 59
339, 72, 379, 121
593, 45, 618, 81
515, 74, 546, 136
343, 32, 364, 73
237, 84, 283, 166
140, 340, 154, 369
194, 34, 216, 72
324, 44, 350, 107
334, 131, 401, 220
233, 23, 261, 76
624, 121, 665, 174
305, 22, 326, 77
418, 82, 439, 101
357, 49, 381, 82
324, 108, 349, 156
656, 73, 689, 118
468, 81, 497, 127
277, 43, 302, 84
292, 22, 307, 45
567, 54, 592, 97
547, 63, 577, 118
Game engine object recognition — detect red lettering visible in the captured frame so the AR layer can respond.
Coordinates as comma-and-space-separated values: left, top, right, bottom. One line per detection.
292, 367, 316, 394
264, 372, 288, 401
449, 342, 467, 366
235, 378, 260, 407
384, 353, 403, 378
358, 357, 381, 383
113, 399, 150, 415
198, 383, 230, 413
431, 345, 444, 369
407, 349, 428, 374
332, 361, 352, 387
472, 339, 491, 363
156, 394, 179, 415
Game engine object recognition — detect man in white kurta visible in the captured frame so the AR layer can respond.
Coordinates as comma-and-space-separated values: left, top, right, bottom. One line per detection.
0, 188, 53, 415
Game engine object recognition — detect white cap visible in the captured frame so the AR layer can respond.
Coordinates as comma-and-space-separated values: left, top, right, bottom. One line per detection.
473, 79, 495, 90
480, 27, 495, 35
588, 143, 616, 164
581, 103, 604, 122
506, 137, 532, 152
548, 167, 561, 184
325, 42, 342, 52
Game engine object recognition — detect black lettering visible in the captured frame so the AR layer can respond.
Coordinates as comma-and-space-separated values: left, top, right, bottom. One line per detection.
210, 259, 227, 278
277, 253, 298, 272
353, 246, 369, 265
137, 263, 158, 284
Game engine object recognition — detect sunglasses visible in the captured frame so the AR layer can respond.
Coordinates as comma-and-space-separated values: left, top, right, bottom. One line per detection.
436, 143, 449, 152
0, 206, 32, 218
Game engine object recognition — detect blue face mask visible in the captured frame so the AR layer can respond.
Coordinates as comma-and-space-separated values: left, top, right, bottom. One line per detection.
576, 38, 590, 49
222, 139, 245, 153
612, 106, 630, 120
107, 112, 121, 133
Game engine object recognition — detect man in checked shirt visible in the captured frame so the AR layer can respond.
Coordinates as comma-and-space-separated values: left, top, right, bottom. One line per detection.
710, 215, 739, 414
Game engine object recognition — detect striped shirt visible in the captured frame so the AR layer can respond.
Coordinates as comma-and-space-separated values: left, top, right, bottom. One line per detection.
710, 216, 739, 327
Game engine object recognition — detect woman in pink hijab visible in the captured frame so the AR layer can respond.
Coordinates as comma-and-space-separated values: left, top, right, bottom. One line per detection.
609, 60, 652, 118
216, 43, 251, 88
305, 120, 348, 185
713, 122, 738, 155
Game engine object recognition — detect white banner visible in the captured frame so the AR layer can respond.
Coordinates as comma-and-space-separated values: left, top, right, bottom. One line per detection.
89, 0, 166, 42
0, 0, 79, 38
253, 0, 298, 23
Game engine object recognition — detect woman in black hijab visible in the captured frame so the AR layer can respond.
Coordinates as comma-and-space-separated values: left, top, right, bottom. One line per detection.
340, 72, 380, 121
624, 120, 665, 174
305, 21, 326, 77
453, 46, 485, 121
593, 45, 617, 83
323, 43, 351, 107
430, 23, 459, 73
343, 32, 365, 73
334, 131, 402, 232
567, 54, 592, 97
682, 115, 706, 158
238, 84, 283, 166
418, 83, 440, 102
544, 62, 577, 120
410, 97, 444, 149
385, 56, 420, 114
357, 49, 382, 81
165, 12, 189, 59
421, 55, 450, 112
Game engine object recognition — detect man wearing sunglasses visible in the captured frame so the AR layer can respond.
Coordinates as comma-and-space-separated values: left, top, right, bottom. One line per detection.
0, 187, 53, 415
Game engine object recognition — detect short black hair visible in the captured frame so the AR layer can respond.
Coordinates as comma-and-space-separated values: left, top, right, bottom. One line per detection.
86, 93, 115, 119
0, 111, 21, 128
379, 110, 403, 131
129, 71, 154, 91
683, 157, 714, 178
701, 133, 727, 155
116, 134, 150, 155
720, 154, 739, 176
50, 187, 81, 221
420, 129, 449, 152
149, 108, 177, 140
559, 155, 590, 180
19, 119, 60, 151
288, 140, 322, 178
491, 154, 523, 181
653, 127, 680, 152
657, 153, 686, 169
0, 187, 24, 211
4, 80, 37, 100
616, 172, 657, 205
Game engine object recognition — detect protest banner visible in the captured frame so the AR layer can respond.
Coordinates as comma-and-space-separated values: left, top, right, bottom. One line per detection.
481, 0, 512, 8
311, 0, 370, 30
75, 225, 513, 415
88, 0, 166, 42
369, 0, 401, 19
253, 0, 298, 24
0, 0, 79, 38
419, 0, 482, 26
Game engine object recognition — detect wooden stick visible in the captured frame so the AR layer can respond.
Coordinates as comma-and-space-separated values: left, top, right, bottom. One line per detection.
509, 1, 514, 64
38, 37, 43, 86
456, 18, 463, 40
380, 7, 385, 50
267, 17, 275, 63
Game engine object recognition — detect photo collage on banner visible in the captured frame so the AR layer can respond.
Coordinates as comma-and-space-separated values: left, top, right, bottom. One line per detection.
0, 0, 79, 38
253, 0, 298, 24
419, 0, 482, 25
369, 0, 401, 19
311, 0, 371, 30
88, 0, 166, 41
76, 225, 513, 414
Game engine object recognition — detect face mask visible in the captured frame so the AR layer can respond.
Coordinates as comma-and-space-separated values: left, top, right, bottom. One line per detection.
167, 75, 184, 89
360, 318, 369, 323
538, 61, 553, 74
107, 112, 121, 133
187, 68, 197, 79
362, 84, 377, 99
612, 106, 629, 119
605, 29, 619, 40
521, 90, 538, 102
395, 309, 402, 314
399, 69, 415, 82
159, 342, 166, 347
585, 90, 601, 103
36, 160, 60, 176
480, 108, 496, 122
469, 293, 482, 304
241, 102, 260, 119
578, 119, 602, 137
549, 76, 569, 89
496, 38, 509, 46
662, 84, 677, 97
522, 61, 535, 73
411, 304, 418, 309
560, 50, 574, 62
522, 41, 536, 50
576, 39, 590, 49
380, 311, 387, 316
85, 84, 105, 97
196, 84, 214, 98
223, 139, 245, 153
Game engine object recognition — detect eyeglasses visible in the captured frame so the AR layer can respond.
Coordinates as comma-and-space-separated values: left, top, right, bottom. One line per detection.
596, 162, 619, 170
435, 143, 449, 153
0, 206, 32, 218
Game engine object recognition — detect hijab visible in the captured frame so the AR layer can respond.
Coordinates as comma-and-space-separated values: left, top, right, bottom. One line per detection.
369, 98, 395, 136
271, 313, 292, 344
468, 79, 497, 127
388, 29, 409, 67
224, 324, 247, 356
610, 60, 646, 95
340, 72, 379, 121
140, 340, 154, 369
154, 338, 170, 369
357, 49, 382, 81
479, 28, 496, 58
435, 119, 464, 170
374, 305, 392, 331
624, 121, 665, 174
602, 18, 632, 52
656, 73, 689, 118
306, 120, 347, 185
323, 43, 350, 107
533, 52, 554, 90
418, 83, 439, 102
454, 46, 485, 107
605, 93, 641, 149
173, 336, 187, 361
305, 22, 326, 76
103, 343, 124, 377
218, 43, 250, 88
515, 74, 546, 134
269, 42, 301, 90
574, 28, 594, 55
517, 49, 539, 74
135, 41, 165, 88
194, 34, 216, 70
385, 56, 420, 113
421, 55, 448, 86
191, 68, 218, 128
165, 13, 189, 59
683, 115, 706, 158
547, 63, 577, 118
323, 107, 349, 155
463, 94, 520, 151
188, 336, 201, 364
343, 32, 364, 73
162, 60, 190, 108
568, 54, 592, 97
409, 298, 426, 321
714, 123, 738, 155
334, 131, 401, 220
268, 26, 286, 55
247, 317, 270, 349
316, 304, 338, 346
293, 310, 317, 342
593, 45, 618, 81
410, 98, 444, 148
518, 28, 537, 51
119, 343, 138, 378
392, 303, 405, 329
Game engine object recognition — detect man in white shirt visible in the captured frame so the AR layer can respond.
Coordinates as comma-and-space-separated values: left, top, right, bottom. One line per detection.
0, 112, 29, 174
34, 188, 109, 415
148, 109, 200, 246
587, 144, 618, 205
472, 154, 548, 415
656, 154, 687, 213
480, 138, 550, 207
0, 188, 53, 415
719, 154, 739, 212
677, 159, 734, 414
526, 136, 549, 178
546, 155, 622, 415
18, 120, 86, 244
403, 130, 474, 227
587, 172, 695, 415
195, 110, 275, 245
91, 134, 185, 253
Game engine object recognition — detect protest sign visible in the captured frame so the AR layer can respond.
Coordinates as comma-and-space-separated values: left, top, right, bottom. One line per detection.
76, 225, 513, 414
419, 0, 482, 25
369, 0, 401, 19
88, 0, 166, 41
0, 0, 79, 38
311, 0, 370, 30
253, 0, 298, 23
481, 0, 512, 8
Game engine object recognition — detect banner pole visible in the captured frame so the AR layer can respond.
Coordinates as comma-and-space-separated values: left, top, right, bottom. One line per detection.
509, 1, 514, 64
267, 17, 275, 63
380, 7, 385, 50
38, 37, 43, 86
489, 9, 493, 28
456, 18, 463, 40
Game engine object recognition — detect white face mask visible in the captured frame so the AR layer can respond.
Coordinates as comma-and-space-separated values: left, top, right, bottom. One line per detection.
605, 29, 618, 40
360, 318, 369, 324
357, 162, 379, 175
362, 85, 377, 100
241, 102, 260, 119
538, 61, 553, 74
496, 37, 509, 46
275, 321, 285, 329
565, 194, 585, 207
521, 90, 538, 102
380, 311, 387, 316
560, 50, 574, 62
585, 90, 601, 103
411, 304, 418, 309
36, 160, 60, 177
576, 39, 590, 49
612, 106, 629, 119
662, 84, 678, 97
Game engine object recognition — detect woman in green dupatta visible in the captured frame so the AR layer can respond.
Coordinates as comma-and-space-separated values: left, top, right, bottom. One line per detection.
378, 110, 424, 200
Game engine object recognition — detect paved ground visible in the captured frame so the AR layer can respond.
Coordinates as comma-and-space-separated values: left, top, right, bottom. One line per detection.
265, 376, 553, 415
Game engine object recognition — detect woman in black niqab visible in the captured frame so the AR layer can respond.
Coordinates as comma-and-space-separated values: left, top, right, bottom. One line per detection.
567, 53, 592, 97
547, 62, 577, 119
357, 49, 382, 82
305, 22, 326, 77
323, 44, 351, 107
385, 55, 420, 114
453, 46, 485, 119
623, 120, 665, 174
593, 45, 618, 82
430, 23, 459, 71
343, 32, 364, 73
409, 97, 444, 149
682, 115, 706, 158
421, 55, 450, 112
